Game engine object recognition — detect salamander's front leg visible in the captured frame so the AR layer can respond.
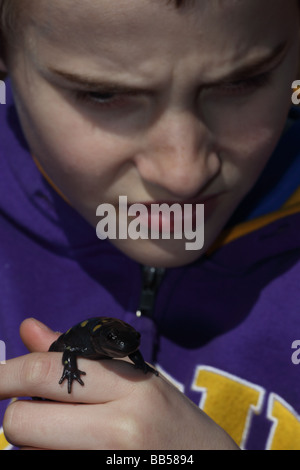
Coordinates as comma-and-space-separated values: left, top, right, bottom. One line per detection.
128, 350, 159, 376
59, 350, 86, 394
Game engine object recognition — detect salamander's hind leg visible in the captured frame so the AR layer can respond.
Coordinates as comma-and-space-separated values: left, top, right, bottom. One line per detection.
59, 350, 86, 394
128, 350, 159, 376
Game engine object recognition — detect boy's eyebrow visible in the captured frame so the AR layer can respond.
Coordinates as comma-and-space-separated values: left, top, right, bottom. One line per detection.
46, 68, 152, 93
209, 40, 288, 84
46, 40, 287, 91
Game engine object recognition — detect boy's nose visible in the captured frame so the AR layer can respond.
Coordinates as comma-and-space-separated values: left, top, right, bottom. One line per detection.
134, 110, 221, 199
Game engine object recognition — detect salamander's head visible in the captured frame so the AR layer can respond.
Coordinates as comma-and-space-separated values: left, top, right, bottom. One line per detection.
91, 318, 141, 357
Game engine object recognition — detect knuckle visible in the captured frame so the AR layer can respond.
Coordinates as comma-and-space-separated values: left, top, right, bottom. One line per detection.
20, 352, 55, 389
115, 394, 161, 449
116, 382, 171, 449
115, 414, 144, 449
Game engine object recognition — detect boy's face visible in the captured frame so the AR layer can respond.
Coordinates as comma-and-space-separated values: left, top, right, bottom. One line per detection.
4, 0, 300, 266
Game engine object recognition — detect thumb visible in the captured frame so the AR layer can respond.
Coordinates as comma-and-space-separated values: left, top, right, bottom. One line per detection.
20, 318, 60, 352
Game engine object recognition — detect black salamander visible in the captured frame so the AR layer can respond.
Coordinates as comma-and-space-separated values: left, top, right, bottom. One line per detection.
49, 317, 158, 393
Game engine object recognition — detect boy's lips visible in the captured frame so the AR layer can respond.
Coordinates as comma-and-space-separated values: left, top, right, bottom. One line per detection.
125, 193, 222, 234
137, 193, 220, 207
135, 193, 221, 212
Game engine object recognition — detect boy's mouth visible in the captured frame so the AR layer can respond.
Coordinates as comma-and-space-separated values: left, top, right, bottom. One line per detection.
134, 195, 220, 233
104, 193, 222, 235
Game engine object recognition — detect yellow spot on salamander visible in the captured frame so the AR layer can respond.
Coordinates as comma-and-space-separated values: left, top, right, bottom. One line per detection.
64, 360, 69, 365
80, 320, 89, 328
93, 324, 102, 333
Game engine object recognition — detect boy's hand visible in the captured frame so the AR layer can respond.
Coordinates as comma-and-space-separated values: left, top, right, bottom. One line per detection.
2, 319, 239, 450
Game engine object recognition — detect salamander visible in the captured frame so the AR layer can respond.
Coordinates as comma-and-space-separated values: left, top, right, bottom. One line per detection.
49, 317, 159, 393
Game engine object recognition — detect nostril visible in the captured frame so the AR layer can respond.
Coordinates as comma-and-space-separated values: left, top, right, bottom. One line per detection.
107, 330, 117, 341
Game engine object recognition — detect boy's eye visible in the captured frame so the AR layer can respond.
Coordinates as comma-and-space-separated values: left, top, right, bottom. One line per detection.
73, 90, 148, 111
73, 70, 272, 111
75, 90, 131, 108
214, 71, 272, 95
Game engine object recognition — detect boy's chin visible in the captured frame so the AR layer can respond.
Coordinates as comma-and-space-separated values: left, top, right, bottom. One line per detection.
109, 238, 206, 268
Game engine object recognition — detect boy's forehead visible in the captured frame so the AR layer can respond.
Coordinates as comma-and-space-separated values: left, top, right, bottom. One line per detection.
31, 0, 204, 39
27, 0, 211, 60
19, 0, 294, 90
18, 0, 294, 83
28, 0, 291, 49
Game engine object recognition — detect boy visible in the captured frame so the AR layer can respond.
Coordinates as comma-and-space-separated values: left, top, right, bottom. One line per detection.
0, 0, 299, 450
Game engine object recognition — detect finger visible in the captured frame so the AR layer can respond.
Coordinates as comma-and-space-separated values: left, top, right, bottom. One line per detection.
19, 318, 60, 353
3, 399, 123, 450
0, 351, 157, 403
0, 353, 61, 401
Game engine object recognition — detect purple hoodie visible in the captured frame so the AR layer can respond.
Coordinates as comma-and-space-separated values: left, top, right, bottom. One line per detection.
1, 82, 300, 450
